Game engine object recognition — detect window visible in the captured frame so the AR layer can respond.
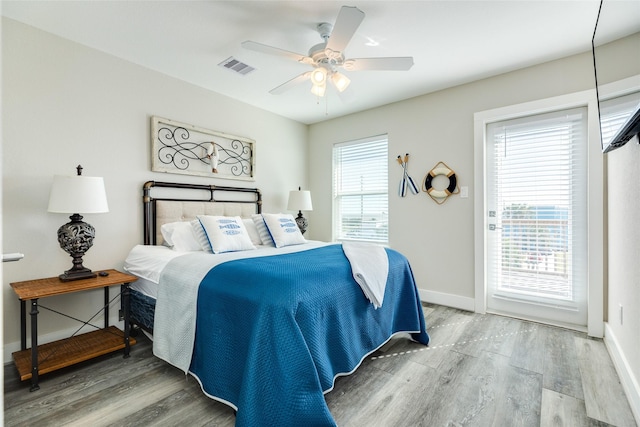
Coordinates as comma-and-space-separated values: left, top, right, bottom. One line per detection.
333, 135, 388, 243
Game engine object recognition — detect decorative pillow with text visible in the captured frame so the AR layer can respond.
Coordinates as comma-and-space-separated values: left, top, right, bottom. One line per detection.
196, 215, 256, 254
261, 213, 306, 248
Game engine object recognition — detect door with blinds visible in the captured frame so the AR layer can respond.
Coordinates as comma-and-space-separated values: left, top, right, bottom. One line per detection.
485, 107, 588, 327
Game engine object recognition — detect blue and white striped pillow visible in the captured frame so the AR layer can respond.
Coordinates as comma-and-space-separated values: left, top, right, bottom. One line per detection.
251, 214, 275, 247
191, 219, 212, 253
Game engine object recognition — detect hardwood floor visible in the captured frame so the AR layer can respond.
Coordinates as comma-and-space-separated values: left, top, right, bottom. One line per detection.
4, 304, 637, 426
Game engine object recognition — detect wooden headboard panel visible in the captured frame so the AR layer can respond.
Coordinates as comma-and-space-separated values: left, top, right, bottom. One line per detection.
143, 181, 262, 245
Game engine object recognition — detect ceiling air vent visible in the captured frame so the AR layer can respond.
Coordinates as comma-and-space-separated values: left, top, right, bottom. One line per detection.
218, 57, 256, 76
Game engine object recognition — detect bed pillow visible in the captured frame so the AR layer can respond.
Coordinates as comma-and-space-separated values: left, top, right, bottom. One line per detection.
160, 221, 202, 252
251, 214, 275, 247
196, 215, 256, 254
191, 219, 212, 253
261, 213, 306, 248
243, 218, 263, 246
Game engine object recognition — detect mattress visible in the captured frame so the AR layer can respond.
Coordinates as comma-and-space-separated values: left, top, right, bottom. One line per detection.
123, 244, 184, 298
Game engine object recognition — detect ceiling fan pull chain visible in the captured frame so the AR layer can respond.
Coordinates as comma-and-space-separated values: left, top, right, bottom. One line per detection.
325, 94, 329, 116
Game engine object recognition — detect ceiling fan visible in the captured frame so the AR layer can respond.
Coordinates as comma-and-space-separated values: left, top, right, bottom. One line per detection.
242, 6, 414, 98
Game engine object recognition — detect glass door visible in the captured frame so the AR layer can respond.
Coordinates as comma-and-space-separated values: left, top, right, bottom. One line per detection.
485, 107, 588, 327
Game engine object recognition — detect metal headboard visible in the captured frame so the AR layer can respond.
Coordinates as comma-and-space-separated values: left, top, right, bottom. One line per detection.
142, 181, 262, 245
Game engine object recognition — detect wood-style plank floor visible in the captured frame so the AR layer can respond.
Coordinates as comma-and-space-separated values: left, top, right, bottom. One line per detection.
4, 304, 637, 426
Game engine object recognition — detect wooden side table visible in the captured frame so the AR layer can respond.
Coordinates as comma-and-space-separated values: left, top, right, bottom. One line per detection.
10, 269, 137, 391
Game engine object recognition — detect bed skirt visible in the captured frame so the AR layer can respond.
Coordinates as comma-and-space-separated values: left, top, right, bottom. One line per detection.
130, 288, 155, 333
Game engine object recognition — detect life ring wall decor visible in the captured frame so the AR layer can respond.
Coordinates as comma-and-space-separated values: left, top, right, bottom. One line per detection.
423, 161, 459, 204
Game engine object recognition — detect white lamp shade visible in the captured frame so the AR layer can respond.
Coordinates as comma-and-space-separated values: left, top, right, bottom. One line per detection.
48, 175, 109, 214
287, 190, 313, 211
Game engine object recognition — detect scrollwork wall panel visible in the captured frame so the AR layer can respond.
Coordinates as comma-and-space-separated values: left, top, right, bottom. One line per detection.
151, 116, 255, 181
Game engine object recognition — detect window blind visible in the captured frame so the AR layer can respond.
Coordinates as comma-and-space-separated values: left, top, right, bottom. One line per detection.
486, 107, 587, 309
333, 135, 388, 243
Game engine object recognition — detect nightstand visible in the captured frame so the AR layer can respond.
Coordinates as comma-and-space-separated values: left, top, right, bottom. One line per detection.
10, 269, 137, 391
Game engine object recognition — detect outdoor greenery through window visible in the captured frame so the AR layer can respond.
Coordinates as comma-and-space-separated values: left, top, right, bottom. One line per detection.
333, 135, 388, 243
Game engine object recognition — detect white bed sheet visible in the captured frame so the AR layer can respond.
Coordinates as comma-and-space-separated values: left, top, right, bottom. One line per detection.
123, 244, 184, 298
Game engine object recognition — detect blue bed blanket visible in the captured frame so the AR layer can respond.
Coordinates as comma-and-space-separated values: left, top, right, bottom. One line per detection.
188, 244, 429, 426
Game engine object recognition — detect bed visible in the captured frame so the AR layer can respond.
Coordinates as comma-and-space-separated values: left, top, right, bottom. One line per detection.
124, 181, 430, 426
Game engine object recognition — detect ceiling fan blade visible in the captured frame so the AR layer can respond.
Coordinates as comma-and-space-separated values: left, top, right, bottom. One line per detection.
344, 57, 414, 71
242, 40, 310, 63
325, 6, 365, 53
269, 72, 311, 95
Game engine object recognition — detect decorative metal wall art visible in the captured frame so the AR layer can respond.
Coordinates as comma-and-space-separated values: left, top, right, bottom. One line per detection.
151, 116, 255, 181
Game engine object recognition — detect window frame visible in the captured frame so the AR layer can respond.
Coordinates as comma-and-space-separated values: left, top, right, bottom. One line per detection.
332, 134, 389, 244
485, 106, 588, 318
474, 89, 604, 337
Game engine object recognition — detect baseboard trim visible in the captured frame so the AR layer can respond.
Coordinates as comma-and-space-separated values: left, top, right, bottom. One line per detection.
604, 322, 640, 425
418, 288, 475, 312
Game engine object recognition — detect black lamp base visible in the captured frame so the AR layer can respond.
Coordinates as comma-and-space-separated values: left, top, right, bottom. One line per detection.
59, 268, 97, 282
57, 213, 96, 282
295, 210, 308, 235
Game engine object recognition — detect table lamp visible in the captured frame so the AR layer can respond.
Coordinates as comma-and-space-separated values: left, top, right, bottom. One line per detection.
47, 165, 109, 281
287, 187, 313, 234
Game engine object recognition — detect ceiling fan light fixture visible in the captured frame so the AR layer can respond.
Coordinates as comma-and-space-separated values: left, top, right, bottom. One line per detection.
243, 6, 413, 101
311, 67, 327, 85
331, 72, 351, 92
324, 48, 342, 61
310, 83, 326, 97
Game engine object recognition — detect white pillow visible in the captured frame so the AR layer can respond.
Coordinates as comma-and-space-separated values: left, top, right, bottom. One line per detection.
243, 218, 263, 246
261, 213, 306, 248
160, 221, 202, 252
191, 219, 212, 253
196, 215, 256, 254
251, 214, 275, 247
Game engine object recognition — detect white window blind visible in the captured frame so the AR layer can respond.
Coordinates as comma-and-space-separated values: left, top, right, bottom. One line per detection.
333, 135, 388, 243
486, 107, 587, 311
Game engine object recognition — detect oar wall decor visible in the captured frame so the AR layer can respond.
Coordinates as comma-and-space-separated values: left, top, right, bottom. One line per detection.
396, 153, 419, 197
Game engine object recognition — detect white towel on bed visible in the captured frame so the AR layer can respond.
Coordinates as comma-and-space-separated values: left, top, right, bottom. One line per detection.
342, 242, 389, 309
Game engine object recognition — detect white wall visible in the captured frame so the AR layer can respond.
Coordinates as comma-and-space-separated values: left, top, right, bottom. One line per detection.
1, 18, 308, 359
605, 134, 640, 421
595, 33, 640, 421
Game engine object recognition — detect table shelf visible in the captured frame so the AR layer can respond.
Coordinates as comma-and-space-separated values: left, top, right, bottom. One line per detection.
12, 326, 136, 381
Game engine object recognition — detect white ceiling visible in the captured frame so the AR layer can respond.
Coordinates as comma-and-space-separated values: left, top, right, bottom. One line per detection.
2, 1, 639, 124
